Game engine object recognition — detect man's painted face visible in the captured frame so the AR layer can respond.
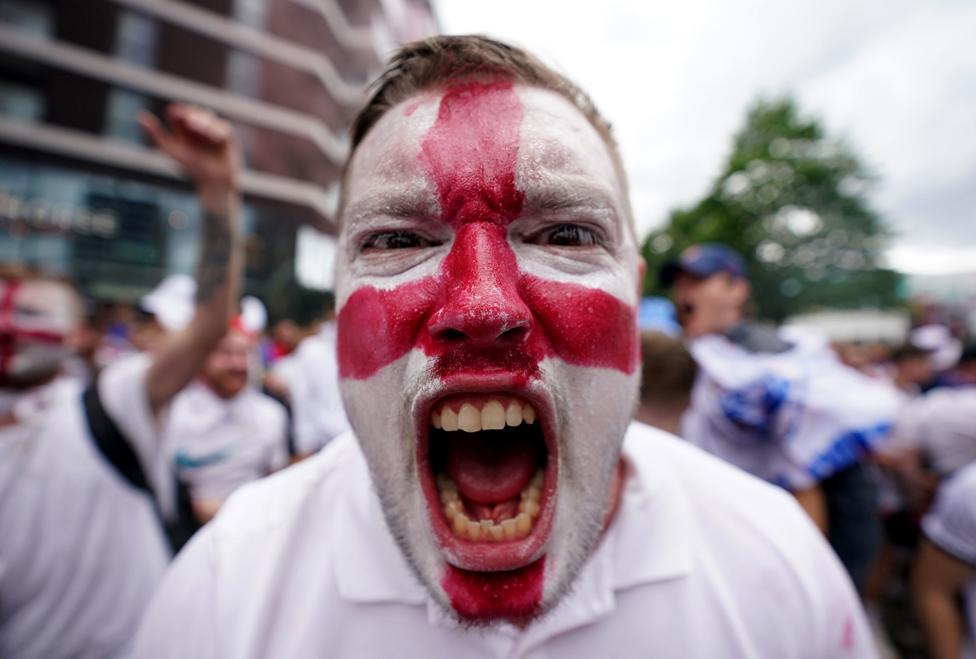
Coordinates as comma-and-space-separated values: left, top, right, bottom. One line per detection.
0, 278, 77, 387
335, 81, 641, 624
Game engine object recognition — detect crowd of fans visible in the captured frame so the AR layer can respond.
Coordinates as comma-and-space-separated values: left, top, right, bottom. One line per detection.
2, 35, 973, 659
637, 246, 975, 659
4, 246, 973, 659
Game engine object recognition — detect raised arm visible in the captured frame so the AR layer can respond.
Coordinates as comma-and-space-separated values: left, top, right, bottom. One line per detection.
139, 105, 243, 415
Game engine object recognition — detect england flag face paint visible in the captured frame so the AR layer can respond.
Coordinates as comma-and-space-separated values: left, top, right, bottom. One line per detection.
0, 278, 76, 387
336, 81, 641, 625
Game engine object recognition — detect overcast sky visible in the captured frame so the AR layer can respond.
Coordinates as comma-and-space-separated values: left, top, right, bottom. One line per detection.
433, 0, 976, 275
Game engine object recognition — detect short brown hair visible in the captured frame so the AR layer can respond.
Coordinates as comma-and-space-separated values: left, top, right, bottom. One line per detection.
342, 35, 633, 231
639, 330, 698, 405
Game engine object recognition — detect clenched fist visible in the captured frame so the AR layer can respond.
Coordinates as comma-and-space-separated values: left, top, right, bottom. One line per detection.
139, 104, 240, 210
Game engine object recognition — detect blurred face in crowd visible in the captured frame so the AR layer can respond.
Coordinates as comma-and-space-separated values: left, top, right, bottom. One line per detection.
335, 80, 642, 624
200, 328, 252, 399
0, 277, 79, 388
895, 353, 935, 389
271, 319, 301, 352
674, 272, 749, 338
130, 315, 168, 353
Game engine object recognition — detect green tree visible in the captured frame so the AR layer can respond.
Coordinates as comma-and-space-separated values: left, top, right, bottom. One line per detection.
641, 97, 902, 321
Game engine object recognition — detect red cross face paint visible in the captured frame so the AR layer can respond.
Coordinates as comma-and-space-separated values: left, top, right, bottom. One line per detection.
336, 82, 641, 625
0, 278, 77, 387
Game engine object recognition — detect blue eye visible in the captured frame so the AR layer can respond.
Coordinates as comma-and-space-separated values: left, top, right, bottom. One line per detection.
362, 231, 436, 251
541, 224, 602, 247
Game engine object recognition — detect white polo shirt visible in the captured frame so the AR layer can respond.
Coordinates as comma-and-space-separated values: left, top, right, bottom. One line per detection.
921, 461, 976, 656
165, 382, 288, 502
683, 328, 900, 490
135, 422, 876, 658
887, 387, 976, 477
271, 322, 349, 455
0, 355, 170, 659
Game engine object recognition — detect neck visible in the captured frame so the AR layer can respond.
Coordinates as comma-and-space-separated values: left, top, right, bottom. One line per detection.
601, 457, 629, 534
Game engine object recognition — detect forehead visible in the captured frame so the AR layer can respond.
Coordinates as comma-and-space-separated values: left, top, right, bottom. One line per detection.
342, 83, 625, 227
219, 329, 252, 349
1, 278, 74, 307
676, 272, 728, 289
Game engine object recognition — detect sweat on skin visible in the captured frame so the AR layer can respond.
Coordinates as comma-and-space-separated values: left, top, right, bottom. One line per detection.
335, 79, 643, 623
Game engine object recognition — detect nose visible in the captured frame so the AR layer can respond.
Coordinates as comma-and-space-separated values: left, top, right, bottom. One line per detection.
428, 223, 531, 348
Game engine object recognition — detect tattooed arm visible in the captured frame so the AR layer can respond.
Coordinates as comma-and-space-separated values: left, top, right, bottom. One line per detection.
139, 105, 244, 415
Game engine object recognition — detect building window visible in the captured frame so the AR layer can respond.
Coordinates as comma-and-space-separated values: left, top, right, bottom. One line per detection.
226, 50, 262, 97
0, 80, 44, 122
234, 0, 267, 29
104, 88, 149, 142
0, 0, 54, 38
114, 10, 158, 67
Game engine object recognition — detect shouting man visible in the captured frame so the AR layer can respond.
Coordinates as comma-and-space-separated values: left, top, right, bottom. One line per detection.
661, 243, 900, 591
136, 36, 875, 658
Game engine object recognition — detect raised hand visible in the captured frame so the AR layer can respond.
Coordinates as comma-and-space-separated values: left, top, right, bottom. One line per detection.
138, 104, 240, 210
139, 104, 245, 414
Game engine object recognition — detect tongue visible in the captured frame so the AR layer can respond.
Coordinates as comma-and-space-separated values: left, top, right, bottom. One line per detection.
445, 429, 537, 505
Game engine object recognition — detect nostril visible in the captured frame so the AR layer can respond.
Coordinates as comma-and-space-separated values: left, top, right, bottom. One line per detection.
499, 325, 528, 343
439, 328, 467, 343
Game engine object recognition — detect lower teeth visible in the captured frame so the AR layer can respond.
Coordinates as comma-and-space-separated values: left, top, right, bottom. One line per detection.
438, 470, 543, 542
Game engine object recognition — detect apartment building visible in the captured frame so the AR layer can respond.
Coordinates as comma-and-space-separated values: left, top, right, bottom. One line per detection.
0, 0, 437, 319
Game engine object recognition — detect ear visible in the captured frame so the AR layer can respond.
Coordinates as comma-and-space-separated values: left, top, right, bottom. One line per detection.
636, 257, 647, 301
730, 278, 751, 307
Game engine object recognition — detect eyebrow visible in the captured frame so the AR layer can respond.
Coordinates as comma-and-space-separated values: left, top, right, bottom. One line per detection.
343, 185, 439, 226
343, 177, 621, 226
521, 177, 620, 217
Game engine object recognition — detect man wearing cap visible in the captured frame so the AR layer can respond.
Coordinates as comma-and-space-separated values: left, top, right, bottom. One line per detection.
661, 242, 900, 590
0, 104, 242, 658
136, 37, 875, 658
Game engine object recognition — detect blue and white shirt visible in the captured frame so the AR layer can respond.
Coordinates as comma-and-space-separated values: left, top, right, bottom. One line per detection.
682, 324, 900, 490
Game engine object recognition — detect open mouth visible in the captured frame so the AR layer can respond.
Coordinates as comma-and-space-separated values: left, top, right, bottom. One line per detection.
418, 392, 556, 571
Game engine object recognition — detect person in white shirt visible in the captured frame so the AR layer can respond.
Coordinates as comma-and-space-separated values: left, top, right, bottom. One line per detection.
135, 35, 876, 658
166, 324, 288, 523
913, 462, 976, 659
887, 387, 976, 480
0, 103, 243, 659
661, 243, 900, 589
270, 313, 350, 457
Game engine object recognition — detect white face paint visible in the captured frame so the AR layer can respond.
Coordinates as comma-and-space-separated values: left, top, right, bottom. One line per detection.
335, 82, 641, 624
0, 278, 77, 387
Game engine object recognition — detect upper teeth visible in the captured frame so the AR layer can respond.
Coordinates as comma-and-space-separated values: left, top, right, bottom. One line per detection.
432, 398, 537, 433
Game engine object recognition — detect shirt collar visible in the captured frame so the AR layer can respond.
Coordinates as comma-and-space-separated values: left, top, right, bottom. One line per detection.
333, 444, 427, 605
333, 424, 695, 616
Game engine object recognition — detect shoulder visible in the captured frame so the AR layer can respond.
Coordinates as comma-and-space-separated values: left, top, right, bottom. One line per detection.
623, 423, 870, 654
97, 352, 152, 403
295, 332, 330, 360
625, 422, 847, 589
921, 386, 976, 415
136, 433, 366, 655
242, 388, 288, 425
626, 422, 804, 523
208, 431, 361, 538
923, 462, 976, 564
